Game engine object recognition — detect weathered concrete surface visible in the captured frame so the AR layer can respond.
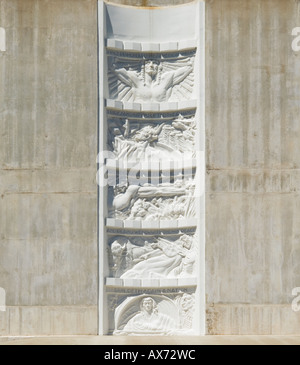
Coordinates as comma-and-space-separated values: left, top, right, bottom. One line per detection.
206, 304, 300, 335
0, 0, 98, 334
0, 306, 97, 335
1, 0, 300, 336
206, 0, 300, 333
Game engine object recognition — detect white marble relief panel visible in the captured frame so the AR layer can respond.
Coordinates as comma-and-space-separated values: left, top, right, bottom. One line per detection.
108, 115, 196, 161
108, 179, 195, 220
108, 233, 196, 279
99, 0, 205, 336
108, 56, 195, 103
112, 293, 196, 336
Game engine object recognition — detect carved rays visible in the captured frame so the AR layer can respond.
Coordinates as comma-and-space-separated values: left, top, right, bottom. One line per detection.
108, 57, 195, 102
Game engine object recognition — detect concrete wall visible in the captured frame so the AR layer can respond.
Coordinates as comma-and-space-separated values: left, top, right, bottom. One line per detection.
0, 0, 300, 335
206, 0, 300, 334
0, 0, 98, 335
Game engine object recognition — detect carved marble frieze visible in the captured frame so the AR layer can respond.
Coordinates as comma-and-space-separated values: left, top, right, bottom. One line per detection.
108, 233, 197, 279
110, 293, 196, 336
99, 0, 204, 336
108, 179, 195, 221
107, 115, 196, 161
108, 55, 195, 103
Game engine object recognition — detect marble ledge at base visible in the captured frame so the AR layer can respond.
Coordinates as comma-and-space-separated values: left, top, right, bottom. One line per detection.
105, 218, 197, 229
106, 99, 197, 112
106, 38, 197, 52
105, 277, 197, 288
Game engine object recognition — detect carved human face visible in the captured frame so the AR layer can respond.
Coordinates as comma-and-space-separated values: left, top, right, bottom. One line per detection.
142, 298, 154, 313
144, 60, 159, 77
182, 240, 192, 249
111, 242, 123, 256
181, 294, 193, 311
180, 235, 192, 249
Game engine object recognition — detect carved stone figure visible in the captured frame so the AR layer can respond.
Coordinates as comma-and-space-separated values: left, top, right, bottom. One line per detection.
111, 122, 166, 160
109, 179, 195, 220
127, 195, 195, 221
109, 236, 153, 277
108, 116, 196, 161
109, 57, 194, 102
111, 185, 140, 211
176, 293, 195, 330
115, 297, 175, 335
120, 235, 196, 279
110, 240, 126, 277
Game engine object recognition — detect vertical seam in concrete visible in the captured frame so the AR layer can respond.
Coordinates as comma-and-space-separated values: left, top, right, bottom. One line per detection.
97, 0, 101, 336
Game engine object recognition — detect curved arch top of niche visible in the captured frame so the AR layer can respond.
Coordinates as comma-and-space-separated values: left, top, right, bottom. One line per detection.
105, 1, 199, 43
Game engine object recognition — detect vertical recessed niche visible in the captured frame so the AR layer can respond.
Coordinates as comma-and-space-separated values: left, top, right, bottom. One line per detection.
98, 0, 205, 336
